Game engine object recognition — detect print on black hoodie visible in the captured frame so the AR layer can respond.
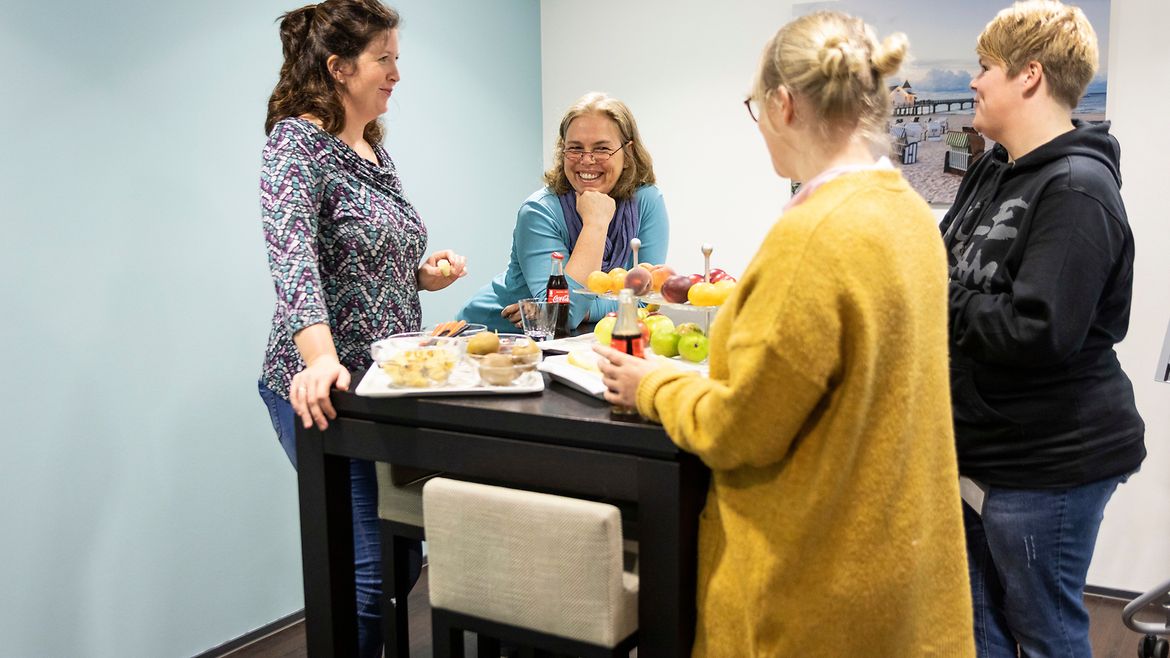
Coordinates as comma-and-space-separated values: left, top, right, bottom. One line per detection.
939, 121, 1145, 488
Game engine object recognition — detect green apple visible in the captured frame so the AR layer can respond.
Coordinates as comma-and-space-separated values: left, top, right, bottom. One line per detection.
650, 330, 681, 358
643, 314, 675, 337
593, 315, 617, 345
675, 322, 704, 337
678, 332, 710, 363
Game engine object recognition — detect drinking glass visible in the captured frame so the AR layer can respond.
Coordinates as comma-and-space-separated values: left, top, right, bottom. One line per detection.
518, 298, 557, 342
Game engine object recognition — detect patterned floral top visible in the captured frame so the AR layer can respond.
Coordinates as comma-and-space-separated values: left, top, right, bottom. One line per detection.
259, 117, 427, 399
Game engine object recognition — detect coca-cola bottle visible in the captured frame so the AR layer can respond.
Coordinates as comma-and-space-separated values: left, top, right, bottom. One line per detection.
546, 252, 570, 338
610, 288, 645, 416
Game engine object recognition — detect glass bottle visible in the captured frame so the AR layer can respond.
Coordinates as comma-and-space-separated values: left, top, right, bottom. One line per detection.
610, 288, 644, 416
546, 252, 570, 338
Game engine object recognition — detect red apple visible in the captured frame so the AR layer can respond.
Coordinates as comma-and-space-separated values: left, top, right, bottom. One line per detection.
708, 268, 736, 283
661, 274, 695, 304
688, 273, 705, 285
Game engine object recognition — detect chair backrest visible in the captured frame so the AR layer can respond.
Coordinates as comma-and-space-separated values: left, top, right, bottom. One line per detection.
423, 478, 635, 647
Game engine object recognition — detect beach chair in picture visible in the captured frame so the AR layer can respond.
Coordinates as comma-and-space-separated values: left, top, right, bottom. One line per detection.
926, 120, 944, 141
943, 128, 986, 175
890, 123, 921, 165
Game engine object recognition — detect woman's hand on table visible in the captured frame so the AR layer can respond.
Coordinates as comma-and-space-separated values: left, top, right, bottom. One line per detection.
500, 303, 523, 328
594, 344, 660, 409
418, 250, 467, 291
290, 355, 351, 431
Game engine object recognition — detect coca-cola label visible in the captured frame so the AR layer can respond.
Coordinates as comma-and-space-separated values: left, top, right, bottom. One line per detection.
548, 288, 570, 304
611, 334, 644, 359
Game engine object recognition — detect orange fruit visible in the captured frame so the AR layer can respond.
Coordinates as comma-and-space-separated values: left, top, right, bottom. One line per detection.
607, 268, 628, 293
586, 270, 610, 294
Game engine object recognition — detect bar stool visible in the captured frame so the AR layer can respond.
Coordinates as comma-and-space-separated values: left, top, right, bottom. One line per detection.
375, 463, 439, 658
422, 477, 639, 658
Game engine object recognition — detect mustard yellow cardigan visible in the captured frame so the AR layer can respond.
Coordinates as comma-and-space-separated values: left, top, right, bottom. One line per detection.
638, 170, 974, 657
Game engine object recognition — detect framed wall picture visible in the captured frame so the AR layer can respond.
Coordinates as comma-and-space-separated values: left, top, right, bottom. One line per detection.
1157, 318, 1170, 383
793, 0, 1111, 206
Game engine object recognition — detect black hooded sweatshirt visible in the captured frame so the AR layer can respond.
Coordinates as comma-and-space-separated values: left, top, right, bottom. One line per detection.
939, 120, 1145, 488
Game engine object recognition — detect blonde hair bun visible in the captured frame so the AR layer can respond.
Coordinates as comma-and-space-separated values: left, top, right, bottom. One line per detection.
871, 32, 909, 78
818, 35, 866, 80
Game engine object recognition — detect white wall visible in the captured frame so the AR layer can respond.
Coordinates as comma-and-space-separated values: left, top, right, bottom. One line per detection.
542, 0, 1169, 592
0, 1, 541, 656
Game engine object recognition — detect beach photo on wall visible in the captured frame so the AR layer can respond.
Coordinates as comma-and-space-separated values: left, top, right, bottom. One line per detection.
793, 0, 1110, 205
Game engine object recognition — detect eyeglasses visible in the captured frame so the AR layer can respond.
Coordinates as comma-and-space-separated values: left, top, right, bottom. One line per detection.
562, 141, 631, 163
744, 97, 760, 123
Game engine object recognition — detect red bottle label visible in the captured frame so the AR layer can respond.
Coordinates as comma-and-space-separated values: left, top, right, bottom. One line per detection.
611, 334, 644, 359
548, 288, 570, 304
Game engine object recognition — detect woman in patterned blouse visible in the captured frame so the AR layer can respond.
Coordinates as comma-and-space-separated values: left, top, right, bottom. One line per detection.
257, 1, 465, 656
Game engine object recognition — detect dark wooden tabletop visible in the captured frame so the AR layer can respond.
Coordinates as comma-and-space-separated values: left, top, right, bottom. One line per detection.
332, 369, 681, 459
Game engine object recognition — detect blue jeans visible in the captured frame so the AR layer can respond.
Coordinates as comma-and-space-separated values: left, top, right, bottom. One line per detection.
963, 475, 1125, 658
258, 380, 422, 658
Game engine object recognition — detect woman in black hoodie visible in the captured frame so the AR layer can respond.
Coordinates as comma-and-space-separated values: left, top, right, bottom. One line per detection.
939, 2, 1145, 656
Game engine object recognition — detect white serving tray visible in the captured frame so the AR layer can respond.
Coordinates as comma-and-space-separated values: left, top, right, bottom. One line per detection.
535, 333, 598, 353
538, 352, 709, 400
355, 359, 544, 398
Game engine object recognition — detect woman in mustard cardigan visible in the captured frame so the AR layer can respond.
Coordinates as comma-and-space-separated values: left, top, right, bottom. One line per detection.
597, 11, 974, 657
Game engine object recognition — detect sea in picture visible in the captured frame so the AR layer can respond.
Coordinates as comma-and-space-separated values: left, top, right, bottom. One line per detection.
889, 85, 1108, 205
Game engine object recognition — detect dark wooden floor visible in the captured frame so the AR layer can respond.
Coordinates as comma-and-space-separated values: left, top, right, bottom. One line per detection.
224, 569, 1149, 657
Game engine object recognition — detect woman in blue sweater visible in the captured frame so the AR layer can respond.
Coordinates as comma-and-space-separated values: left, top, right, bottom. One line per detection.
458, 93, 669, 332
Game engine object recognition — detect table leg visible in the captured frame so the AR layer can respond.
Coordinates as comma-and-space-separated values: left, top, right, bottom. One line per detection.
298, 426, 358, 656
636, 455, 706, 657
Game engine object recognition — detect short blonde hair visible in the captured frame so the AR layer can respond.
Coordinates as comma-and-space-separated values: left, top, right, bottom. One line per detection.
543, 93, 656, 200
753, 11, 908, 143
977, 0, 1098, 109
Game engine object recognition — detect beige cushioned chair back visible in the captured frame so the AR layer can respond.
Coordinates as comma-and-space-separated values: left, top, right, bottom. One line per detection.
423, 478, 638, 648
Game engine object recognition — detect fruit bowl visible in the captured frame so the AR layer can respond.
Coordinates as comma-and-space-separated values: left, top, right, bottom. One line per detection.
370, 332, 463, 388
466, 333, 543, 386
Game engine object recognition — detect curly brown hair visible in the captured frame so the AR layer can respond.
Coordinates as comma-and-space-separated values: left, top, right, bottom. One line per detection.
265, 0, 400, 143
543, 93, 656, 201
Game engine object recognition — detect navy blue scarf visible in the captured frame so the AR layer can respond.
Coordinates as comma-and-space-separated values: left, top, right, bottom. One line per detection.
558, 192, 641, 271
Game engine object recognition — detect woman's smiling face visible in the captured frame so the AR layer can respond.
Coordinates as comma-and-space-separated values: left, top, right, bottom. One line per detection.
561, 112, 626, 195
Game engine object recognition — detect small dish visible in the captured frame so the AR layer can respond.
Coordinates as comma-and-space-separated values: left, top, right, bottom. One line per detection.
370, 332, 463, 388
466, 333, 544, 386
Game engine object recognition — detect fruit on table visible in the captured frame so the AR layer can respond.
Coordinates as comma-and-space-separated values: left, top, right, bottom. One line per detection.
624, 268, 652, 296
688, 273, 705, 285
478, 352, 520, 385
650, 265, 676, 292
586, 270, 611, 294
708, 268, 736, 283
594, 314, 617, 344
712, 279, 737, 305
510, 337, 541, 363
675, 322, 704, 337
678, 332, 710, 363
661, 274, 695, 304
688, 282, 721, 306
637, 307, 649, 320
467, 331, 500, 355
637, 262, 656, 272
607, 268, 629, 293
643, 313, 675, 337
650, 329, 680, 358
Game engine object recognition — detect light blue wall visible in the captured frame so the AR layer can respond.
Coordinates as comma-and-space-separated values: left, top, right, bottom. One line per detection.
0, 1, 541, 656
